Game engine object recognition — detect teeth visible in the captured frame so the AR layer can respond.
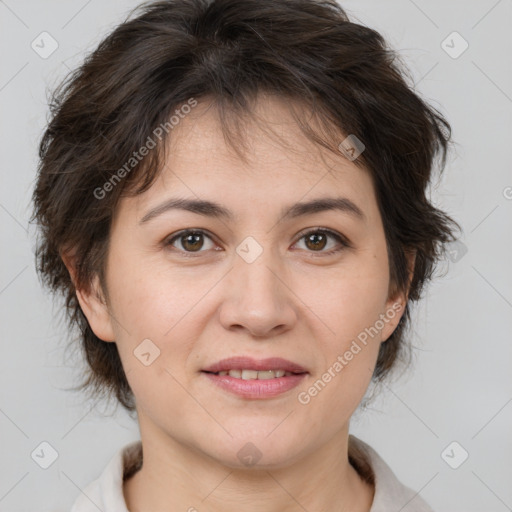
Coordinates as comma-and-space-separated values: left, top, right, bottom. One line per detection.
257, 370, 277, 380
241, 369, 259, 380
216, 369, 293, 379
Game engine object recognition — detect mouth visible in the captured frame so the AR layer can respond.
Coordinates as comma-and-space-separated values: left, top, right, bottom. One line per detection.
202, 356, 308, 375
201, 356, 308, 399
203, 369, 305, 379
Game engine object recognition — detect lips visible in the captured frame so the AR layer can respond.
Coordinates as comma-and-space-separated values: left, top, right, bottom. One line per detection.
201, 356, 308, 375
201, 356, 309, 399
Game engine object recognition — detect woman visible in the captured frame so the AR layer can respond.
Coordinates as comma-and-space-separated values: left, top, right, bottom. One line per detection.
32, 0, 459, 510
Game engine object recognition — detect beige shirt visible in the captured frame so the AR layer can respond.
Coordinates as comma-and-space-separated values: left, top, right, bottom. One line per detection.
70, 435, 435, 511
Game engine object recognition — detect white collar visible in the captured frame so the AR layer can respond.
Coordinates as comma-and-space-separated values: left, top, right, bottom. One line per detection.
70, 435, 435, 511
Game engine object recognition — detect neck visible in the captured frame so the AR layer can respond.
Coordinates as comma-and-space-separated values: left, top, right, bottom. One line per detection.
123, 426, 374, 512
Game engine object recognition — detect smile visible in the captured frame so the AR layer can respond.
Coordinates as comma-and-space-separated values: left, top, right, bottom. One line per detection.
211, 369, 298, 379
201, 370, 307, 399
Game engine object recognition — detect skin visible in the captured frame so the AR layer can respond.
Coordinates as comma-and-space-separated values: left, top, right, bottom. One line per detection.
68, 95, 413, 512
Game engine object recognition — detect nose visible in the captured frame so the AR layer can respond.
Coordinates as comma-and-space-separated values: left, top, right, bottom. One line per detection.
218, 246, 298, 338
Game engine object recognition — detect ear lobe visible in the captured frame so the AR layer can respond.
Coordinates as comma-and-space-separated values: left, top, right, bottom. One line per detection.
405, 249, 416, 298
380, 300, 405, 342
61, 250, 116, 342
381, 249, 416, 342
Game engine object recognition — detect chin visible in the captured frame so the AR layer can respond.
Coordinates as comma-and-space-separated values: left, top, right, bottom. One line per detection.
201, 430, 305, 470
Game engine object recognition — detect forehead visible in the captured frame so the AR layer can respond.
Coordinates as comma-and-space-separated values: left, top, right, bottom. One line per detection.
119, 95, 378, 225
167, 95, 351, 175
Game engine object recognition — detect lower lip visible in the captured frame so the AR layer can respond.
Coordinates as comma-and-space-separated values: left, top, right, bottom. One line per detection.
202, 372, 307, 399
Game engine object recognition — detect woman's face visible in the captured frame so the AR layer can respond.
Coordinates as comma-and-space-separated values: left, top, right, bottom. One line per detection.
81, 96, 407, 468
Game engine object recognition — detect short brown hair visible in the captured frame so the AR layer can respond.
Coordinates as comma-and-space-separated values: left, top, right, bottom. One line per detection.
32, 0, 460, 413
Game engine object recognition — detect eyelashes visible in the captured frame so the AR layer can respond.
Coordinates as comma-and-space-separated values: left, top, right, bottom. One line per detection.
164, 228, 351, 258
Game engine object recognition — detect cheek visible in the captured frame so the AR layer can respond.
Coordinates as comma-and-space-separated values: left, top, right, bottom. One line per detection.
306, 354, 377, 433
106, 247, 196, 335
302, 277, 385, 419
102, 256, 189, 383
106, 266, 198, 413
304, 246, 389, 410
316, 250, 390, 342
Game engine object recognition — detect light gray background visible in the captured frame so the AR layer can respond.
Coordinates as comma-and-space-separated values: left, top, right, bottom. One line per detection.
1, 1, 511, 511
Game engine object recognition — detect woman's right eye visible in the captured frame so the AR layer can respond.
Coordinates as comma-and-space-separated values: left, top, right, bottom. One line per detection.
165, 229, 217, 256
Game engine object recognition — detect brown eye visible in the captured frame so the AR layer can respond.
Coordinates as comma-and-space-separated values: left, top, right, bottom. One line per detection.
165, 228, 349, 258
304, 232, 328, 251
295, 229, 349, 255
180, 232, 204, 251
166, 230, 216, 254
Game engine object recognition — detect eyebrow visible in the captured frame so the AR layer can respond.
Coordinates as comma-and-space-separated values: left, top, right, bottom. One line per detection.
139, 196, 365, 224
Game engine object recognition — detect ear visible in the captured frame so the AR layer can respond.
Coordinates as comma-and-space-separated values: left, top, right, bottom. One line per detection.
61, 250, 116, 342
381, 249, 416, 342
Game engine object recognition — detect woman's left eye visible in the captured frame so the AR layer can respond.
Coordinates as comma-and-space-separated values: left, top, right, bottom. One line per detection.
164, 228, 349, 256
293, 228, 349, 255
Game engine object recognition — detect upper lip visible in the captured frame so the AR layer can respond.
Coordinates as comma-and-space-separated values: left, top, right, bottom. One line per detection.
202, 356, 308, 374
